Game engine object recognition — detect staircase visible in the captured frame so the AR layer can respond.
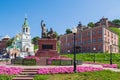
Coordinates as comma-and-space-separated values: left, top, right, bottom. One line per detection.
38, 57, 49, 65
12, 68, 39, 80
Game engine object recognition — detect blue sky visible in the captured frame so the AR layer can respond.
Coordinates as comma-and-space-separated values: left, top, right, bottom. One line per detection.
0, 0, 120, 38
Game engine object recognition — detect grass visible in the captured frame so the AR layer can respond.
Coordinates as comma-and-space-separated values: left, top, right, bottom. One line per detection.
0, 75, 14, 80
61, 53, 120, 68
34, 70, 120, 80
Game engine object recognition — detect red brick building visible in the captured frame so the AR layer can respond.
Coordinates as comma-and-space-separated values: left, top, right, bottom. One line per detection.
60, 20, 119, 53
95, 17, 120, 28
0, 35, 10, 52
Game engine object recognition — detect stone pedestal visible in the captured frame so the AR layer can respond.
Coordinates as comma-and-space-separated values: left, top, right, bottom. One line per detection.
36, 39, 58, 57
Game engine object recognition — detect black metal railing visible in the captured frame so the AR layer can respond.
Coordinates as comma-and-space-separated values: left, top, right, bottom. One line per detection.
46, 59, 83, 66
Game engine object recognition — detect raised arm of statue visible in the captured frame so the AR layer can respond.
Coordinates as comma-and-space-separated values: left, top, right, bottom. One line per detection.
41, 20, 44, 29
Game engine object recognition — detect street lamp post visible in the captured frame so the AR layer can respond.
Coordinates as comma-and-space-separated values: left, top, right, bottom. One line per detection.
72, 27, 77, 72
93, 47, 96, 63
110, 43, 112, 65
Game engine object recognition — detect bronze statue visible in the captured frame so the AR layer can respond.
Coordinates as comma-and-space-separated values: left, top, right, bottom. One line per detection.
40, 20, 56, 39
47, 28, 56, 39
41, 20, 48, 38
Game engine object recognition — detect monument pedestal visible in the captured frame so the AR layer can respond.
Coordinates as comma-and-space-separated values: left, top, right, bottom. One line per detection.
36, 39, 58, 57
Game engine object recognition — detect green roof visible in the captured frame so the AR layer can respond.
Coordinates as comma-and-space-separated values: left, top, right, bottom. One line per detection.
8, 45, 20, 49
23, 18, 29, 27
8, 46, 14, 48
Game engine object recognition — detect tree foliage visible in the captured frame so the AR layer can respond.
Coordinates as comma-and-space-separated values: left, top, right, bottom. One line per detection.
54, 31, 58, 39
32, 36, 40, 45
87, 22, 95, 28
65, 28, 72, 34
112, 19, 120, 25
6, 38, 14, 47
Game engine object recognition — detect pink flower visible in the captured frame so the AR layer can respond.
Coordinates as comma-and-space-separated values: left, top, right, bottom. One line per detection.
37, 66, 103, 74
0, 66, 23, 75
102, 64, 118, 68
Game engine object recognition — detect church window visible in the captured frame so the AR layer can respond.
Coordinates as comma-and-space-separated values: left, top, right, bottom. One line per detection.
26, 28, 28, 32
26, 48, 29, 52
23, 28, 25, 32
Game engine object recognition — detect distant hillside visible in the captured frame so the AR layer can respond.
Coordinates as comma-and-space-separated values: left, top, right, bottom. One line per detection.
110, 27, 120, 50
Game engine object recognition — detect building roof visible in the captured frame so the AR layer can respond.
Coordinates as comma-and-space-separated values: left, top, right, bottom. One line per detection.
4, 35, 10, 39
23, 17, 29, 28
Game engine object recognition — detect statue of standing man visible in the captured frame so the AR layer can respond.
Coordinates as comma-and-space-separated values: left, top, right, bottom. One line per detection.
41, 20, 48, 38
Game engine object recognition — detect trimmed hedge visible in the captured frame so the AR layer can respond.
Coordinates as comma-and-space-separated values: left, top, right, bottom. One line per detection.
23, 58, 36, 65
52, 60, 72, 65
47, 59, 82, 65
11, 58, 37, 65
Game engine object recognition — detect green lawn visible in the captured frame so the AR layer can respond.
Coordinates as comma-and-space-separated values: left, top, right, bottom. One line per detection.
61, 53, 120, 68
34, 70, 120, 80
0, 75, 13, 80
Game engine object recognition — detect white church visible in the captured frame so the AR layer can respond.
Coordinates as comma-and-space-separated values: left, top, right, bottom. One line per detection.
7, 17, 34, 58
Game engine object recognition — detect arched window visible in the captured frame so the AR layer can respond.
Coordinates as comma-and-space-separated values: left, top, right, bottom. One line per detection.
26, 48, 29, 52
23, 28, 25, 32
26, 28, 28, 32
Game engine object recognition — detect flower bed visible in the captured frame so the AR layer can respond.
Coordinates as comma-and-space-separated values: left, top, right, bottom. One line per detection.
37, 66, 103, 74
102, 64, 118, 68
0, 66, 23, 75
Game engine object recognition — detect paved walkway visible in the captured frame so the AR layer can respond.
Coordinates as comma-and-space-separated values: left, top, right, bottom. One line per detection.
82, 64, 120, 72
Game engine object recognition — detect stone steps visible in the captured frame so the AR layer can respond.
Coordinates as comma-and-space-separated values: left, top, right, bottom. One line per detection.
16, 75, 35, 77
23, 68, 39, 70
12, 68, 39, 80
12, 77, 33, 80
20, 72, 37, 75
22, 70, 38, 72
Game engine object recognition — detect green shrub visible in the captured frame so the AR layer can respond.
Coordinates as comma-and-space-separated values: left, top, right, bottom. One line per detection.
12, 58, 37, 65
23, 58, 36, 65
11, 58, 23, 65
51, 60, 72, 65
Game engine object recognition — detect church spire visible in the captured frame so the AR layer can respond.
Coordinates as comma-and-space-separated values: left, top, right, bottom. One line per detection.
23, 14, 29, 27
22, 15, 30, 34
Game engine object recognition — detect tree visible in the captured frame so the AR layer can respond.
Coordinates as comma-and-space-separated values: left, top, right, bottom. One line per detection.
112, 19, 120, 25
65, 28, 72, 34
32, 36, 40, 45
6, 38, 14, 47
87, 22, 95, 28
32, 36, 40, 50
54, 31, 59, 40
